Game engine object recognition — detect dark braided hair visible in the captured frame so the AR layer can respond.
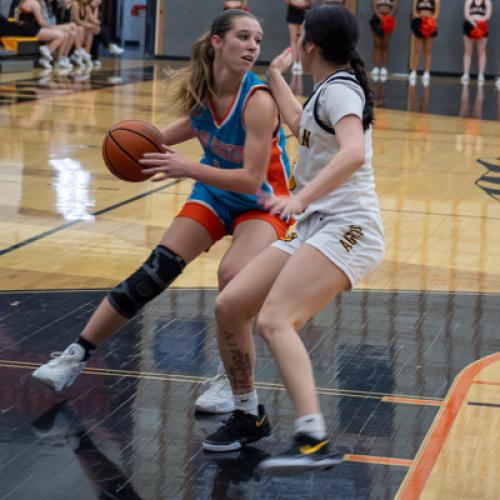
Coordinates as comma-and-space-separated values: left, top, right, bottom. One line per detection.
303, 5, 374, 130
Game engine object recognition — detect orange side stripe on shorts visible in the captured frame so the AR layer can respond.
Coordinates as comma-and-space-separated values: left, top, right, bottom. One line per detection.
177, 201, 226, 242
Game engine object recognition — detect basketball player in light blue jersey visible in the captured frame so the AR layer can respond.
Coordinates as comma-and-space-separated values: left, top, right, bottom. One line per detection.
32, 10, 292, 418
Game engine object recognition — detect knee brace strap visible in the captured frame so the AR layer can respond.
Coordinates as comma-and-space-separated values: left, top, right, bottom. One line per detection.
108, 245, 186, 318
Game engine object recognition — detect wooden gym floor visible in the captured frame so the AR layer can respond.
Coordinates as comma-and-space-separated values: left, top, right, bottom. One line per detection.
0, 58, 499, 499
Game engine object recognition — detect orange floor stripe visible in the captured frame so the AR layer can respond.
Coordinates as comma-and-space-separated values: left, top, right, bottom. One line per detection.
382, 396, 443, 407
346, 454, 413, 467
397, 352, 500, 500
473, 380, 500, 387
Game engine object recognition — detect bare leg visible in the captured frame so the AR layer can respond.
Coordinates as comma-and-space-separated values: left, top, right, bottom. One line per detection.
423, 38, 433, 73
372, 34, 382, 68
477, 37, 487, 76
381, 34, 390, 68
215, 246, 290, 394
463, 36, 473, 75
80, 217, 213, 345
410, 35, 422, 72
256, 245, 349, 417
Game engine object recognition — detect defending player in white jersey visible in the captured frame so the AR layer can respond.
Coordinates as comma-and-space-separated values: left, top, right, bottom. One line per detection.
202, 4, 384, 474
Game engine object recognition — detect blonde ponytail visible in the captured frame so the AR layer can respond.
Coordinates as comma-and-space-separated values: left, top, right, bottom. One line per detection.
165, 9, 257, 116
166, 32, 215, 116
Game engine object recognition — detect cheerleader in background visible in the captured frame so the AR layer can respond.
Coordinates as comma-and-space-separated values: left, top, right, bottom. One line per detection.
87, 0, 102, 67
409, 0, 440, 86
369, 0, 398, 81
460, 0, 492, 85
285, 0, 314, 74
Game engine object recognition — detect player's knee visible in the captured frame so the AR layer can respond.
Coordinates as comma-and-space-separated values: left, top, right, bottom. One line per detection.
257, 306, 304, 344
217, 263, 239, 291
108, 245, 186, 318
214, 291, 232, 327
256, 307, 282, 343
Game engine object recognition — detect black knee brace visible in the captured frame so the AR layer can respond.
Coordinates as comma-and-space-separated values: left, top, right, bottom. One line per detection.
108, 245, 186, 318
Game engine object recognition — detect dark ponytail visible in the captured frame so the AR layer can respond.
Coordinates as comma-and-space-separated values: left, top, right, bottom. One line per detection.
304, 5, 374, 129
349, 49, 374, 130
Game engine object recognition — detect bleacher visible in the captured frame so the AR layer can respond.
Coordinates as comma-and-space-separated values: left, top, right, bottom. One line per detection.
0, 0, 39, 73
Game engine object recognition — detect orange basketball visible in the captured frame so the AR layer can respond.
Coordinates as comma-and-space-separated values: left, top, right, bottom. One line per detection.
102, 120, 164, 182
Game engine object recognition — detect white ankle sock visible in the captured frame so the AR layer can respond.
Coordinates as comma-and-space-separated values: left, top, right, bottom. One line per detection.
233, 390, 258, 416
294, 413, 326, 440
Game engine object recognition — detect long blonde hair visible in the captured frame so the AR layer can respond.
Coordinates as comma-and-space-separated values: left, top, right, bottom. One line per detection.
167, 9, 258, 116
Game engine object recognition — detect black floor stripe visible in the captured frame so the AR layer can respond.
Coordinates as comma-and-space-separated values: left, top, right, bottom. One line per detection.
0, 180, 180, 256
467, 401, 500, 409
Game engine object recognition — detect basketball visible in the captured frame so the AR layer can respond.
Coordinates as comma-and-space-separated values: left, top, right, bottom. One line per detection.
102, 120, 164, 182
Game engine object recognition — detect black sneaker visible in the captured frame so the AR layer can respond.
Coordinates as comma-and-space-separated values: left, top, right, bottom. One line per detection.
206, 446, 270, 483
258, 433, 344, 475
202, 404, 271, 452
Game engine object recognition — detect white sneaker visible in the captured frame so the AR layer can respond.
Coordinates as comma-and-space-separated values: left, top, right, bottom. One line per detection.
77, 48, 92, 62
32, 343, 86, 392
409, 70, 417, 86
38, 57, 52, 70
55, 59, 72, 70
422, 71, 430, 86
70, 53, 85, 68
108, 43, 125, 55
92, 60, 102, 68
460, 73, 470, 85
371, 66, 380, 81
39, 45, 53, 62
195, 363, 235, 414
477, 73, 485, 86
291, 62, 302, 75
379, 67, 388, 81
496, 77, 500, 90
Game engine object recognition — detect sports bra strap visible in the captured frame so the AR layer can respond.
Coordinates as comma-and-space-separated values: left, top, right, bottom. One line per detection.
303, 72, 359, 135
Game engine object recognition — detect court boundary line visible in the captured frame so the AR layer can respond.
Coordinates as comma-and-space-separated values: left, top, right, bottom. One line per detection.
396, 352, 500, 499
0, 180, 180, 256
1, 288, 499, 297
0, 360, 443, 405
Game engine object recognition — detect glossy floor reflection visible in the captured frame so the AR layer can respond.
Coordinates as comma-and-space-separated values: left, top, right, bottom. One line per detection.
0, 66, 155, 105
287, 72, 500, 121
1, 289, 499, 499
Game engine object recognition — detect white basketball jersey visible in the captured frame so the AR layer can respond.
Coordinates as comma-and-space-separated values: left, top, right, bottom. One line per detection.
294, 71, 381, 220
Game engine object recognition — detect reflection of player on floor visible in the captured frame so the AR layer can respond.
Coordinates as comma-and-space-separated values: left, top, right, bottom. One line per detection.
32, 10, 292, 415
31, 401, 143, 499
202, 4, 384, 474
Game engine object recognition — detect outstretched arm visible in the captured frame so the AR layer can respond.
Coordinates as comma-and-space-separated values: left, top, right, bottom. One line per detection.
266, 48, 303, 138
160, 117, 197, 146
266, 115, 366, 219
140, 91, 278, 194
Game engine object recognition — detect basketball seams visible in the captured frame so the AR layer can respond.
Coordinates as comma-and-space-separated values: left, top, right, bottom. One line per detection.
110, 128, 163, 153
106, 131, 156, 182
103, 137, 134, 181
102, 120, 164, 182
